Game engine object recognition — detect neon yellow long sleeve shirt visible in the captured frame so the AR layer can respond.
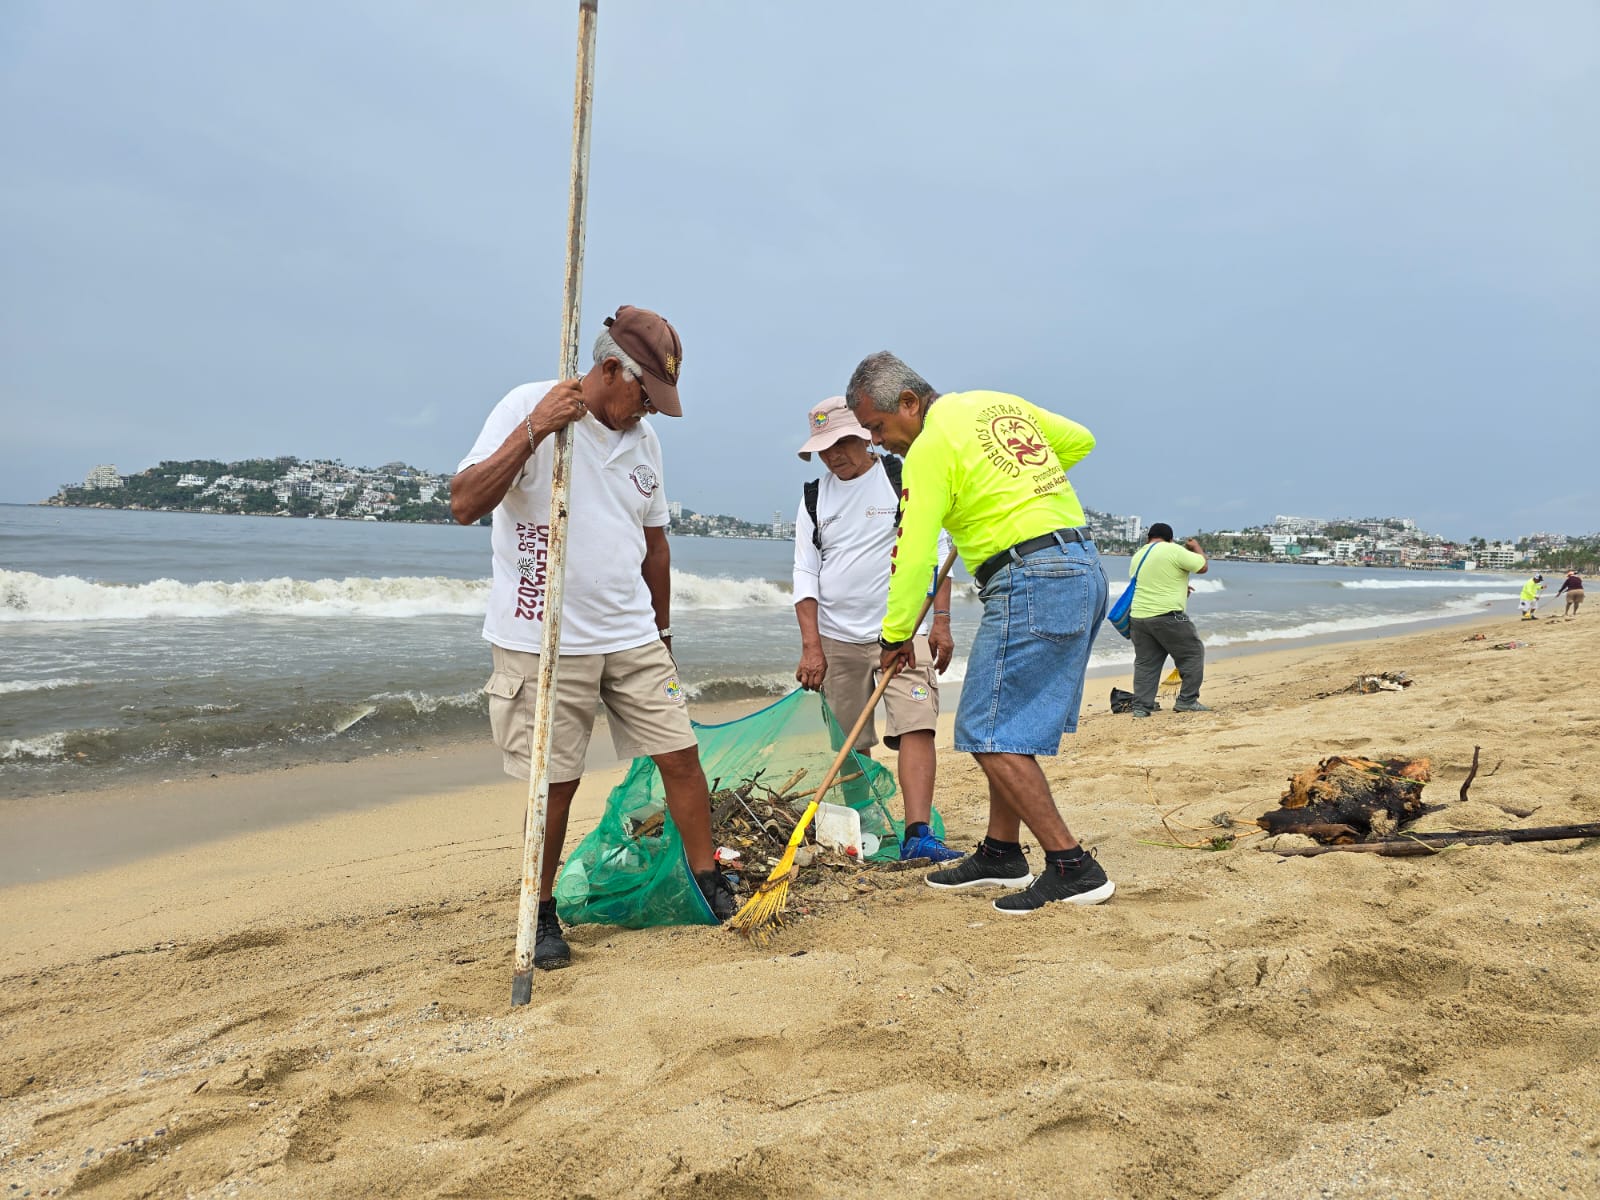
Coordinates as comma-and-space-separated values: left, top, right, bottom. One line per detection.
882, 390, 1095, 641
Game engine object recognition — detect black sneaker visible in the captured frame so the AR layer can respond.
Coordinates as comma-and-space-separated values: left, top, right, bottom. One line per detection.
696, 870, 738, 922
925, 843, 1033, 890
993, 851, 1115, 914
534, 908, 570, 970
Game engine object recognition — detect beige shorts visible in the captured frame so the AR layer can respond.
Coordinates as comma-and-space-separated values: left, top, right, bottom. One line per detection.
483, 640, 696, 784
819, 635, 940, 753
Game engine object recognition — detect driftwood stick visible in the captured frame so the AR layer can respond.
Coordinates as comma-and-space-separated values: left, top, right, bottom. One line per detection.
768, 767, 807, 799
1264, 821, 1600, 858
1459, 745, 1481, 803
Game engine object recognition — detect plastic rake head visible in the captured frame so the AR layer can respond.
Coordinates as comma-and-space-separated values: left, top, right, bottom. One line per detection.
728, 867, 797, 944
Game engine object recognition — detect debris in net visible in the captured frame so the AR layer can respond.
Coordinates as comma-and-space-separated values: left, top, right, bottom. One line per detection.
632, 769, 895, 908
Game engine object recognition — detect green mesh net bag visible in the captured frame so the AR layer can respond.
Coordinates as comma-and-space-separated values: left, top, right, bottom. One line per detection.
554, 688, 944, 928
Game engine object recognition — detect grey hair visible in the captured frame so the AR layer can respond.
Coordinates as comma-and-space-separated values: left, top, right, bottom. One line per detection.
592, 329, 643, 380
845, 351, 935, 414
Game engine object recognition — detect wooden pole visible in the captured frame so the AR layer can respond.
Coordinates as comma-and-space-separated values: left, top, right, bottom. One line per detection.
512, 0, 599, 1008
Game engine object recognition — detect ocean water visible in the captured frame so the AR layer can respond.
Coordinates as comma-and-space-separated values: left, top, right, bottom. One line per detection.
1, 505, 1526, 794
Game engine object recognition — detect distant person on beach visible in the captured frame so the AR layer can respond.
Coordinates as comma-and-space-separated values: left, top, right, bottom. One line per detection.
846, 351, 1115, 914
1520, 573, 1545, 620
791, 395, 961, 864
1126, 524, 1211, 718
1556, 570, 1584, 616
450, 305, 733, 970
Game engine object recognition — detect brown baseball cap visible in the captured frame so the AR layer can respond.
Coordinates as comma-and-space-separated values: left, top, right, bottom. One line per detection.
603, 305, 684, 416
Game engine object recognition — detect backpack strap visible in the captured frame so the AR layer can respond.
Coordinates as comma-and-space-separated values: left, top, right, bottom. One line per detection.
804, 478, 822, 557
807, 456, 905, 562
882, 455, 903, 527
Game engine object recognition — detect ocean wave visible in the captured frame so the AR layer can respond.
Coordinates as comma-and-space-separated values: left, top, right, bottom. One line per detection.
1205, 594, 1509, 647
0, 569, 800, 623
1107, 577, 1225, 600
0, 677, 87, 695
1339, 577, 1520, 590
0, 571, 492, 623
1, 732, 69, 762
670, 570, 791, 610
0, 687, 492, 774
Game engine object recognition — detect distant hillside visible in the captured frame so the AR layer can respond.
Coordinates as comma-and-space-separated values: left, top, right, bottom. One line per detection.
47, 457, 455, 522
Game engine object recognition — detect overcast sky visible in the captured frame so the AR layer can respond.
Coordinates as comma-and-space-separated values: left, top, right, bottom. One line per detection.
2, 1, 1595, 540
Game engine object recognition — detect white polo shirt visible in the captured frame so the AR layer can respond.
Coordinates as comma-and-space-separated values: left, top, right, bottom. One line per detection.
793, 459, 953, 644
458, 381, 669, 655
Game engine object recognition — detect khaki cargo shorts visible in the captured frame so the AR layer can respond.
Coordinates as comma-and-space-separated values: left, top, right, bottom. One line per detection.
819, 634, 940, 753
482, 640, 696, 784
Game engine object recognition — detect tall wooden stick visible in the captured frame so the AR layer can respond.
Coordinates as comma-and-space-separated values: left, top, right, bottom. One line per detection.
512, 0, 599, 1009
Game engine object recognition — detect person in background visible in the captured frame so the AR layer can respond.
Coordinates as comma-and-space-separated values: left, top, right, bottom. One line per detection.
1126, 524, 1210, 719
791, 396, 961, 862
1519, 573, 1545, 621
1555, 570, 1584, 617
450, 305, 733, 971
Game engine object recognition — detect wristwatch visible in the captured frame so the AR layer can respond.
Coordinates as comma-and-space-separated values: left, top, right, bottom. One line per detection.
657, 626, 672, 639
878, 634, 908, 651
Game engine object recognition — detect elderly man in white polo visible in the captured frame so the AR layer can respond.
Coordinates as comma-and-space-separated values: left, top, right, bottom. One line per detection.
451, 305, 732, 972
792, 395, 961, 863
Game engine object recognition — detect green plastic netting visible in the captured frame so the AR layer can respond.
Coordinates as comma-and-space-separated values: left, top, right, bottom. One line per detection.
554, 687, 944, 928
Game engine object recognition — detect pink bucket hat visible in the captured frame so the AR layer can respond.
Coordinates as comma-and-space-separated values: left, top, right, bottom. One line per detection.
797, 396, 870, 461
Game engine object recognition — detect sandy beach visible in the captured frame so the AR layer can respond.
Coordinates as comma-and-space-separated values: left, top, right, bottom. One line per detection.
3, 611, 1597, 1198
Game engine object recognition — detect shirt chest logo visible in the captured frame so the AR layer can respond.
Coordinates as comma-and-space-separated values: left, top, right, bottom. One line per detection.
629, 465, 659, 497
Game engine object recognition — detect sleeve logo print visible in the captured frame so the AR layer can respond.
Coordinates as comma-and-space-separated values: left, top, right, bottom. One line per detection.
629, 465, 659, 497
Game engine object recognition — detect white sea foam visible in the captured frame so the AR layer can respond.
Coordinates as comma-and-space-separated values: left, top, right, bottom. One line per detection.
365, 690, 483, 715
1340, 577, 1520, 590
0, 569, 793, 623
1107, 576, 1225, 601
1, 732, 68, 762
0, 677, 86, 695
1205, 594, 1510, 647
0, 571, 492, 622
669, 570, 791, 610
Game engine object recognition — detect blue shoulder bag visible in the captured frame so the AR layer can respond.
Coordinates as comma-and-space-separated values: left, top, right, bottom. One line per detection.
1107, 544, 1155, 639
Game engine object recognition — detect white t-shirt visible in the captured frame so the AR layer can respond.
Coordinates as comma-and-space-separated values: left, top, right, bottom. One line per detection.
792, 460, 953, 643
458, 381, 669, 655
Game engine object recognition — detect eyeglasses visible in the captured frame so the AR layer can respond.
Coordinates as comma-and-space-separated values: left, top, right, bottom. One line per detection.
637, 376, 657, 414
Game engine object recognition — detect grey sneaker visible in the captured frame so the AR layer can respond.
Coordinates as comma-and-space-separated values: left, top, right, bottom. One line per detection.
1132, 708, 1152, 719
994, 851, 1115, 914
1173, 701, 1211, 712
926, 843, 1034, 890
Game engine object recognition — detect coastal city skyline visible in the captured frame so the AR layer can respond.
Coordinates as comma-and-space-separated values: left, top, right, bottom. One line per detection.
42, 453, 1591, 561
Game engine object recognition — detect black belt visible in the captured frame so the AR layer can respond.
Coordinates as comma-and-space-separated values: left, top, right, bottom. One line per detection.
974, 528, 1087, 588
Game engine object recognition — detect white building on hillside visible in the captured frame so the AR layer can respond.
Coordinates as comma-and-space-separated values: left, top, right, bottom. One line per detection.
84, 464, 123, 489
1478, 543, 1519, 570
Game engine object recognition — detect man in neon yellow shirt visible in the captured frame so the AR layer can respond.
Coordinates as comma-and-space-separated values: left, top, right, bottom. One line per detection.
1519, 573, 1545, 620
846, 351, 1114, 914
1127, 523, 1210, 718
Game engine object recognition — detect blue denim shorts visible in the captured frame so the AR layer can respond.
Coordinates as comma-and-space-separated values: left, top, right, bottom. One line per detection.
954, 538, 1108, 756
